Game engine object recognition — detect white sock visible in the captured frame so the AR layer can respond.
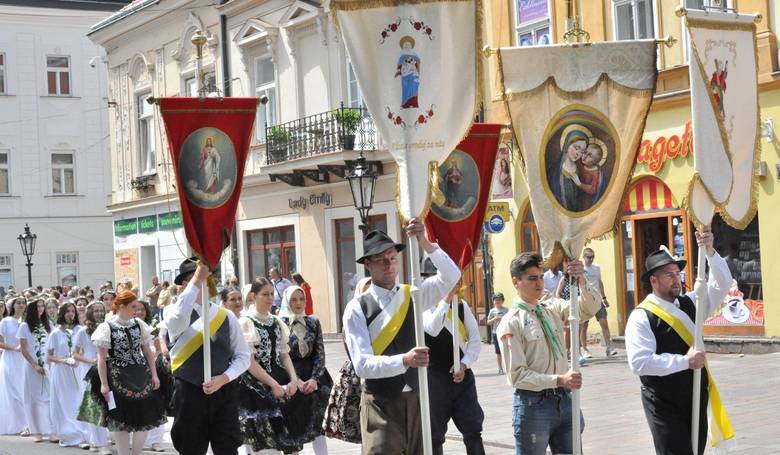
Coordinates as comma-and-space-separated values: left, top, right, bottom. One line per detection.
114, 431, 130, 455
312, 435, 329, 455
131, 431, 147, 455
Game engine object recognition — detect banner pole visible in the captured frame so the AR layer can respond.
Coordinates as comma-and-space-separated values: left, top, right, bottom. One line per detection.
409, 235, 433, 455
202, 281, 211, 383
691, 245, 707, 454
452, 293, 460, 374
569, 275, 582, 455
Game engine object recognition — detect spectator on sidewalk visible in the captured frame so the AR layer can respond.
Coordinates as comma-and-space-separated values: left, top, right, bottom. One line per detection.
291, 272, 314, 316
145, 277, 161, 319
269, 268, 291, 315
581, 248, 617, 358
486, 292, 508, 374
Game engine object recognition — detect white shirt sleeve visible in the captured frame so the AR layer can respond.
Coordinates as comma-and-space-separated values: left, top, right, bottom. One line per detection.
419, 247, 461, 311
423, 301, 449, 337
625, 309, 689, 376
461, 303, 481, 368
222, 312, 251, 382
164, 282, 199, 343
343, 299, 407, 379
91, 322, 112, 349
702, 252, 733, 317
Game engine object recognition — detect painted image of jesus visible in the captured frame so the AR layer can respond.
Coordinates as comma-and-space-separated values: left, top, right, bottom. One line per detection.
395, 36, 420, 109
710, 58, 728, 116
575, 138, 608, 210
199, 137, 220, 193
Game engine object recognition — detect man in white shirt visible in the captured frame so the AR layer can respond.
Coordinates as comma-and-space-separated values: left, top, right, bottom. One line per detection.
343, 219, 460, 455
625, 229, 732, 455
421, 257, 485, 455
581, 248, 617, 357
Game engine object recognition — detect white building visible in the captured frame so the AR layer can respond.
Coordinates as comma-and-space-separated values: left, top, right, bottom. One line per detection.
0, 1, 124, 293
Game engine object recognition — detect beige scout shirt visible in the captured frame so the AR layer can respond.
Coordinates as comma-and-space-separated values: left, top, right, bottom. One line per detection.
496, 284, 601, 391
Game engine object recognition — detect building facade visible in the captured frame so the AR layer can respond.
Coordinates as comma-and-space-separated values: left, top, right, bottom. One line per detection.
0, 1, 124, 292
485, 0, 780, 339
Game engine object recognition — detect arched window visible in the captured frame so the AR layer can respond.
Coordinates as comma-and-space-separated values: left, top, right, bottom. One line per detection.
520, 201, 540, 253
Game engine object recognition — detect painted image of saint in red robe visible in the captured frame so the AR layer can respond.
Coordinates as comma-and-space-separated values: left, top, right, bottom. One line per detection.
395, 36, 420, 109
710, 58, 728, 116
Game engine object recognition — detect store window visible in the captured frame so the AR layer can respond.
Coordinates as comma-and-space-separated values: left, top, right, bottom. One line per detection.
46, 56, 71, 95
247, 226, 296, 282
613, 0, 655, 41
515, 0, 551, 46
520, 203, 540, 253
51, 152, 75, 194
255, 56, 277, 142
137, 92, 156, 175
0, 254, 11, 297
57, 252, 79, 286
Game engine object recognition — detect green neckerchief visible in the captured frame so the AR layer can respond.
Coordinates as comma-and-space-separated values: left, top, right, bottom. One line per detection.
513, 298, 565, 360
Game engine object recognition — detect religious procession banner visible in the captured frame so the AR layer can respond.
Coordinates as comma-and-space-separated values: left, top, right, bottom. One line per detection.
499, 41, 658, 263
330, 0, 482, 221
158, 97, 257, 268
424, 123, 502, 269
684, 8, 760, 229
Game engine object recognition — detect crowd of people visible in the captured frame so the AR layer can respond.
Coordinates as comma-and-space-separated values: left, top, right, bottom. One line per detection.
0, 219, 730, 455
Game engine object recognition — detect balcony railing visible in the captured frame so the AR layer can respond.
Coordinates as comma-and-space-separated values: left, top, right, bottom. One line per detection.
264, 104, 378, 165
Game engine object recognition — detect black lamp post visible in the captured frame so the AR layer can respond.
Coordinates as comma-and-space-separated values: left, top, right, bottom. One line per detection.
347, 152, 378, 234
18, 224, 37, 288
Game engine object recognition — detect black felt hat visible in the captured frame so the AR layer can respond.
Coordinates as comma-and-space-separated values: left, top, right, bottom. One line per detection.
356, 230, 406, 264
420, 257, 437, 276
641, 248, 687, 285
174, 257, 199, 285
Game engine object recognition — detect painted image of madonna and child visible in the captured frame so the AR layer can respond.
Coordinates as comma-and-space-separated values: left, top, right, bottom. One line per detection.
545, 122, 616, 213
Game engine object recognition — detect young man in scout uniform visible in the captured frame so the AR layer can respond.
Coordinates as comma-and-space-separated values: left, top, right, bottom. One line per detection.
343, 218, 460, 455
497, 252, 602, 455
164, 258, 251, 455
421, 258, 485, 455
625, 229, 733, 455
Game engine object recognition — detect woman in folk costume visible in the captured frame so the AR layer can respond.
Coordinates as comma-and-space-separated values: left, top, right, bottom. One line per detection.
92, 290, 165, 455
0, 296, 28, 435
133, 299, 168, 453
237, 277, 306, 454
322, 277, 371, 444
74, 302, 112, 454
17, 295, 53, 442
279, 285, 333, 454
46, 301, 88, 447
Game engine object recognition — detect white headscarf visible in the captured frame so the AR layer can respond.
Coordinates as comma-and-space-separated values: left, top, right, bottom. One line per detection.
280, 285, 309, 357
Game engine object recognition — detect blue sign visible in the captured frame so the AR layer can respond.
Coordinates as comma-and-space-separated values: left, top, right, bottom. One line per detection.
484, 214, 505, 234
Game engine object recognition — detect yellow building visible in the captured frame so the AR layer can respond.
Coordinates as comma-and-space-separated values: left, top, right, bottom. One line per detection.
484, 0, 780, 340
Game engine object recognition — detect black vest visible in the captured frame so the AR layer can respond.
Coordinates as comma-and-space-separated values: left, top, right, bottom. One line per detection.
173, 308, 232, 386
425, 302, 465, 372
640, 295, 708, 402
359, 289, 418, 397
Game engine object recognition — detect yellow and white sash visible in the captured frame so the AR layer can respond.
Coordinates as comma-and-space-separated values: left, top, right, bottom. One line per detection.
445, 305, 468, 353
638, 298, 735, 448
170, 306, 229, 373
368, 285, 412, 355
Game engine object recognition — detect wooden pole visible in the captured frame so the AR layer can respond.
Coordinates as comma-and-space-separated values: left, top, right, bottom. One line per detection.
569, 275, 582, 455
408, 236, 433, 455
202, 281, 211, 382
452, 294, 460, 374
691, 245, 707, 455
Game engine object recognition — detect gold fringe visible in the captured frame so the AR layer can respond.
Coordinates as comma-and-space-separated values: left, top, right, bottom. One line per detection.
331, 0, 472, 12
685, 17, 757, 33
160, 109, 256, 114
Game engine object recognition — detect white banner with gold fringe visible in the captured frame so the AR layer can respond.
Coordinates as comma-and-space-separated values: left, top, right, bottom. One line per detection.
499, 41, 657, 262
684, 8, 760, 229
330, 0, 481, 221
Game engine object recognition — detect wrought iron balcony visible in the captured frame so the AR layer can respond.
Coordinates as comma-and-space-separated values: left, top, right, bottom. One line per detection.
264, 104, 378, 165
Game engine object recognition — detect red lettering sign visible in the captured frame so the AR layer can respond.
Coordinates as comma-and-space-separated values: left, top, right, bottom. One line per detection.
120, 257, 131, 266
637, 120, 693, 173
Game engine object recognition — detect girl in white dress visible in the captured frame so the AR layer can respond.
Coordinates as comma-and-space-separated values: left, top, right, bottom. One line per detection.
46, 301, 88, 447
17, 295, 53, 442
0, 297, 27, 434
74, 302, 112, 454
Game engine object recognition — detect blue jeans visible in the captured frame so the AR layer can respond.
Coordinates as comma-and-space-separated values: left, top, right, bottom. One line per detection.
512, 389, 584, 455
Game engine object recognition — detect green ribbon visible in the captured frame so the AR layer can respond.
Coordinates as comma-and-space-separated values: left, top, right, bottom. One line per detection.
514, 299, 565, 360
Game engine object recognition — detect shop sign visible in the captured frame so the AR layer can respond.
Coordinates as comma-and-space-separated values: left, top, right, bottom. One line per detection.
119, 256, 132, 266
636, 120, 693, 173
138, 215, 157, 234
158, 211, 183, 230
114, 218, 138, 237
484, 202, 510, 234
289, 192, 333, 211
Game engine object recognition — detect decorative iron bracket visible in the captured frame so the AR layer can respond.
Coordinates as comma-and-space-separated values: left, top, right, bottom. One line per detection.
298, 169, 330, 184
318, 164, 348, 179
269, 173, 305, 187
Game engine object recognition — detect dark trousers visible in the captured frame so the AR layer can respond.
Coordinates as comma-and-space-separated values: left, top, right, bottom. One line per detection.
360, 390, 421, 455
641, 386, 708, 455
171, 378, 242, 455
428, 368, 485, 454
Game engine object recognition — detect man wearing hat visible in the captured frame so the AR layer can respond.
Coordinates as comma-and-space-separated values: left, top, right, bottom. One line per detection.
343, 218, 460, 455
164, 258, 250, 455
625, 229, 732, 455
421, 257, 485, 455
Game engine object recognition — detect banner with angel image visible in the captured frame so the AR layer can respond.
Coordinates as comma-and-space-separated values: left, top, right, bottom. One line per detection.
330, 0, 482, 221
498, 41, 658, 262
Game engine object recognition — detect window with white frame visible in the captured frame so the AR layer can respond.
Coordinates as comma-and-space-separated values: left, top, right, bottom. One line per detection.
346, 60, 364, 108
137, 93, 156, 175
0, 151, 8, 194
46, 56, 71, 96
685, 0, 730, 9
56, 252, 78, 287
51, 152, 75, 194
0, 53, 6, 95
515, 0, 551, 46
255, 56, 277, 142
0, 255, 11, 297
184, 71, 217, 97
614, 0, 655, 41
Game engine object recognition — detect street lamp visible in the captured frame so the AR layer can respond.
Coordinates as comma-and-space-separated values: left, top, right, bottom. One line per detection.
17, 224, 36, 287
347, 151, 378, 234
